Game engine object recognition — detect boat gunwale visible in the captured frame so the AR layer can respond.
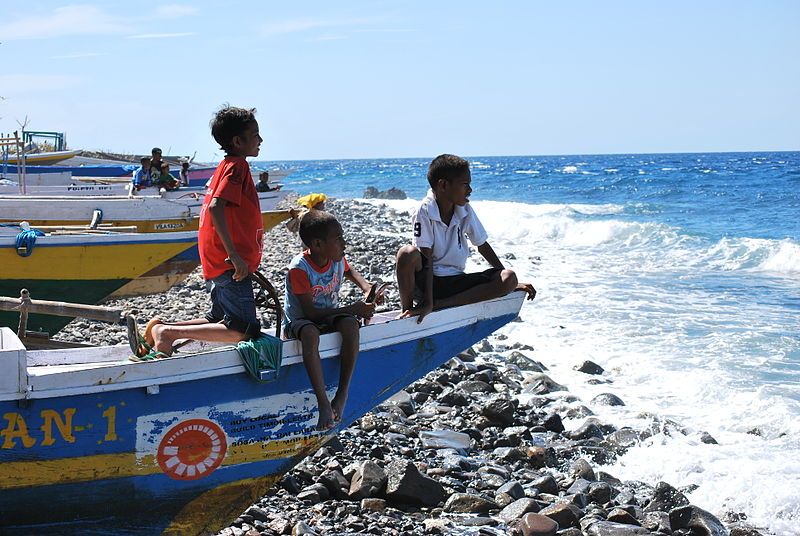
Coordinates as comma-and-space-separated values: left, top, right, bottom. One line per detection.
0, 293, 525, 401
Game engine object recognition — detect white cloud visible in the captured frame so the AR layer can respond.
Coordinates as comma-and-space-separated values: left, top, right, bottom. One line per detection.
155, 4, 198, 18
0, 5, 126, 40
126, 32, 197, 39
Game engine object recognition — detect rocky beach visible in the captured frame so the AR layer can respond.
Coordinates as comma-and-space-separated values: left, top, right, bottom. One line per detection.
57, 198, 766, 536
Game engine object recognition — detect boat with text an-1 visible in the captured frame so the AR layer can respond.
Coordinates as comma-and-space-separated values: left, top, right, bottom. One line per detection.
0, 291, 525, 534
0, 225, 198, 335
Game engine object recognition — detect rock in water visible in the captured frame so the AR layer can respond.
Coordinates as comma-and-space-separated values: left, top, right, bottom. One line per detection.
591, 393, 625, 406
576, 360, 605, 375
644, 481, 689, 512
670, 505, 729, 536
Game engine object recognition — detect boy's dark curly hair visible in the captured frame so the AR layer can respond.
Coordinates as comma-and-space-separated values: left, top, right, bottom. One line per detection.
299, 210, 340, 246
427, 154, 470, 189
210, 105, 257, 153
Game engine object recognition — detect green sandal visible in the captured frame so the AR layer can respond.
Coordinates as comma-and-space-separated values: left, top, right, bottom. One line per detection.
129, 349, 170, 362
126, 315, 153, 357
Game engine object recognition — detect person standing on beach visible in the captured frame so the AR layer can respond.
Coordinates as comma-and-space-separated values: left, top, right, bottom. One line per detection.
130, 106, 265, 360
395, 154, 535, 323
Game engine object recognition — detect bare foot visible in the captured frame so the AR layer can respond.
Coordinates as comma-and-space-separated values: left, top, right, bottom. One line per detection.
150, 324, 173, 356
331, 391, 348, 423
316, 402, 336, 431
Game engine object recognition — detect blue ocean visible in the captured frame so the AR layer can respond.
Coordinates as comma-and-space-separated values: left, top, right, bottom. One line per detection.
258, 152, 799, 533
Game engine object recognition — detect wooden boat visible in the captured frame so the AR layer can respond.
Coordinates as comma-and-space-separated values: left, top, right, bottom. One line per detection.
1, 149, 81, 165
0, 229, 198, 335
0, 164, 292, 188
0, 189, 291, 233
0, 292, 525, 534
0, 190, 295, 302
0, 180, 287, 201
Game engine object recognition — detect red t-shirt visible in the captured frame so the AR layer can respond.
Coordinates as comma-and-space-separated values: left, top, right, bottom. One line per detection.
198, 156, 264, 280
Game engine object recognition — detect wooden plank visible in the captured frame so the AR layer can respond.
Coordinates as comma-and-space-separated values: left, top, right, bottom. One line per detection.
0, 295, 122, 323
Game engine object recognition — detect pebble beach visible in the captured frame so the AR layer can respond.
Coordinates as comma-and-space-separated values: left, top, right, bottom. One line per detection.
57, 197, 766, 536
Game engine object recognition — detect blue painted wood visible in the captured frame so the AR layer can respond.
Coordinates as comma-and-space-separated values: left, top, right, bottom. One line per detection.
0, 312, 517, 534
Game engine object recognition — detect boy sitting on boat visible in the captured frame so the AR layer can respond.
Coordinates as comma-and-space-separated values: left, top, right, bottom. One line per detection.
132, 157, 154, 190
395, 154, 536, 323
283, 210, 379, 430
130, 105, 265, 360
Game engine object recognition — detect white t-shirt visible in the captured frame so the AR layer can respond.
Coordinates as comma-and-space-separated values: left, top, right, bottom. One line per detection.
412, 192, 489, 277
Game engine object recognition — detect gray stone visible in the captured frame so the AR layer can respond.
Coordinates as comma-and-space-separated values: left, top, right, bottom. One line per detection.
641, 511, 671, 532
567, 478, 592, 495
458, 379, 494, 393
584, 520, 650, 536
532, 473, 559, 495
542, 413, 565, 433
499, 497, 541, 522
497, 480, 525, 500
588, 481, 613, 504
670, 505, 729, 536
292, 520, 318, 535
419, 429, 471, 449
570, 458, 597, 481
644, 481, 689, 512
591, 393, 626, 406
539, 502, 582, 529
318, 469, 349, 499
243, 506, 269, 522
296, 489, 320, 504
520, 512, 558, 536
443, 492, 498, 513
348, 460, 387, 499
360, 498, 386, 512
506, 351, 548, 372
577, 360, 605, 375
700, 431, 719, 444
522, 373, 566, 395
482, 398, 516, 426
385, 459, 445, 507
607, 508, 641, 525
568, 422, 605, 441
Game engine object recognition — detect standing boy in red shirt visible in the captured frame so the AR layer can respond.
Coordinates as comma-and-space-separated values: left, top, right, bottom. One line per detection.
131, 106, 265, 360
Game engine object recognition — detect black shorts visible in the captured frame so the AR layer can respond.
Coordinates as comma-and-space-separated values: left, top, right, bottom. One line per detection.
284, 313, 357, 340
415, 267, 502, 302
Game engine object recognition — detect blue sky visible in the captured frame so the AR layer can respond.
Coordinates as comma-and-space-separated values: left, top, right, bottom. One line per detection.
1, 1, 798, 161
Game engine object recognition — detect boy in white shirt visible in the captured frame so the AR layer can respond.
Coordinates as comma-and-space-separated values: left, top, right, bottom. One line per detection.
396, 154, 535, 323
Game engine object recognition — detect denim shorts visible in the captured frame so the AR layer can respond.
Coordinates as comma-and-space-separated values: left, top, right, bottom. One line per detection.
205, 271, 261, 338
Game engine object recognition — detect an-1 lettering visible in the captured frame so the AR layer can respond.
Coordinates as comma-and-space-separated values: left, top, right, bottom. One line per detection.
102, 406, 118, 441
414, 222, 421, 237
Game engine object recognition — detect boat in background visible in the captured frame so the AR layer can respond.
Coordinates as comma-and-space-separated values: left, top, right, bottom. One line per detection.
0, 189, 291, 232
0, 293, 526, 534
0, 149, 81, 165
0, 228, 198, 335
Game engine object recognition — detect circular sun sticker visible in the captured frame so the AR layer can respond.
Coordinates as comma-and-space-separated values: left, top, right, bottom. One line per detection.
157, 419, 227, 480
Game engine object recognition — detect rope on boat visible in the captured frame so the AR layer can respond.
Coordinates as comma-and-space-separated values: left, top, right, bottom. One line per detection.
236, 334, 283, 382
1, 222, 45, 257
